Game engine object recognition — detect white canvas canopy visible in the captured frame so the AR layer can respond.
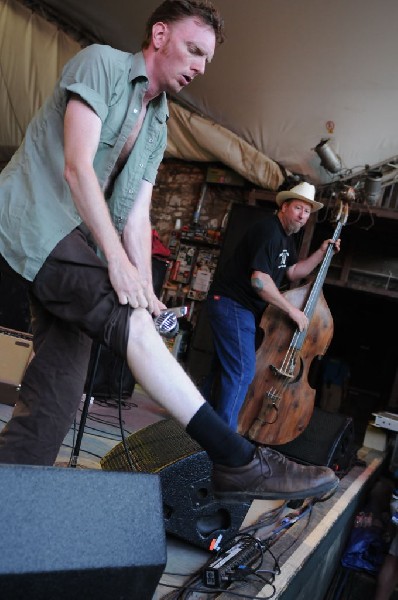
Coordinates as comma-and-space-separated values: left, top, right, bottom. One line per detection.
2, 0, 398, 189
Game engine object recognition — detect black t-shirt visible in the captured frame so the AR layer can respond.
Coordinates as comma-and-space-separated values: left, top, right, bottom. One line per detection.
211, 215, 298, 320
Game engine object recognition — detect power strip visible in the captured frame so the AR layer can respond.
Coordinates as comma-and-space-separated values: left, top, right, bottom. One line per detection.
203, 538, 260, 588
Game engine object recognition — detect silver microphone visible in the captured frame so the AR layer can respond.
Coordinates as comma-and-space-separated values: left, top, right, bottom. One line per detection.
153, 306, 188, 338
163, 306, 188, 318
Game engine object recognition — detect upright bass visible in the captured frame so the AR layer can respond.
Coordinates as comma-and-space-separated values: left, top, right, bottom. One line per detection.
238, 193, 350, 446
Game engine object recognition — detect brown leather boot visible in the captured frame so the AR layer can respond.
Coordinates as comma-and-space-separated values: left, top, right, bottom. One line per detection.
212, 447, 339, 501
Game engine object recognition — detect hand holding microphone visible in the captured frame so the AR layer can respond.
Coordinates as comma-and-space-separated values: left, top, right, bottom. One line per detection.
153, 306, 188, 338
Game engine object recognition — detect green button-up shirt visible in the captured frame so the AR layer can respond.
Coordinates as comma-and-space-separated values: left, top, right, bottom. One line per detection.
0, 45, 168, 281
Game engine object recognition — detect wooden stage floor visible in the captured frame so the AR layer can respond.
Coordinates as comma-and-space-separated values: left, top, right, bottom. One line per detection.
0, 388, 386, 600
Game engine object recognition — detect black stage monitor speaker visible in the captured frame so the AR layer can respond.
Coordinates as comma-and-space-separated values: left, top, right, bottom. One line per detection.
273, 407, 357, 477
0, 465, 166, 600
101, 418, 251, 550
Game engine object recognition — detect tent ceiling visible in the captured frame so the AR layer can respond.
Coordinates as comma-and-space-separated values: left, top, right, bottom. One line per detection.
9, 0, 398, 184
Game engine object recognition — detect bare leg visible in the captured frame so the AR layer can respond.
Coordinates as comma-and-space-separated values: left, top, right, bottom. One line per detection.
125, 308, 205, 426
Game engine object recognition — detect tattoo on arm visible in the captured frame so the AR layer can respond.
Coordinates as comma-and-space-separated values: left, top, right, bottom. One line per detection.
251, 277, 264, 291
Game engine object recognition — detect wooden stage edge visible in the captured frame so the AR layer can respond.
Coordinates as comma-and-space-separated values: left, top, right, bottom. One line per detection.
156, 448, 385, 600
270, 455, 382, 599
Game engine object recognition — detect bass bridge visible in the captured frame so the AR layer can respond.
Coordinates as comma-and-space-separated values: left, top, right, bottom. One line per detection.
270, 362, 296, 380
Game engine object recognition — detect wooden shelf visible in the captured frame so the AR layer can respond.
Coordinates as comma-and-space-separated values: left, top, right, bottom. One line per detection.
325, 276, 398, 299
349, 202, 398, 220
178, 236, 221, 249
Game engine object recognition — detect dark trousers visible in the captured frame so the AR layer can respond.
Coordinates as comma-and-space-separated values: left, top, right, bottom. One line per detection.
0, 228, 131, 465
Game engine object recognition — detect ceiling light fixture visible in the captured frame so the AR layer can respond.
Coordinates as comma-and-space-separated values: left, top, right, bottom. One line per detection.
364, 169, 383, 205
313, 138, 342, 174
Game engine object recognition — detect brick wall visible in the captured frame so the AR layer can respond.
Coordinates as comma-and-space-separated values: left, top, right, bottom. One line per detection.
150, 158, 247, 246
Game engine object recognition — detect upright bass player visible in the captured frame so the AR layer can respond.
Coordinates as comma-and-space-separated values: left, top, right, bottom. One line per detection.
203, 181, 340, 432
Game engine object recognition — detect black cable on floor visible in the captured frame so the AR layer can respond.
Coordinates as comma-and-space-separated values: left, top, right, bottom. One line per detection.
117, 360, 137, 471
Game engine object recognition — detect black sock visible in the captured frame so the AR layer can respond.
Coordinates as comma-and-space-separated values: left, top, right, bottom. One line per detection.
186, 403, 255, 467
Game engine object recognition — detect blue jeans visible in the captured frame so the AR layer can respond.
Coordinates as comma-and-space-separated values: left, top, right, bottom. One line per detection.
205, 295, 256, 431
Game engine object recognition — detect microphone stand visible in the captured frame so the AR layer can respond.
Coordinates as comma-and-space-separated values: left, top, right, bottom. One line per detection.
68, 343, 102, 468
